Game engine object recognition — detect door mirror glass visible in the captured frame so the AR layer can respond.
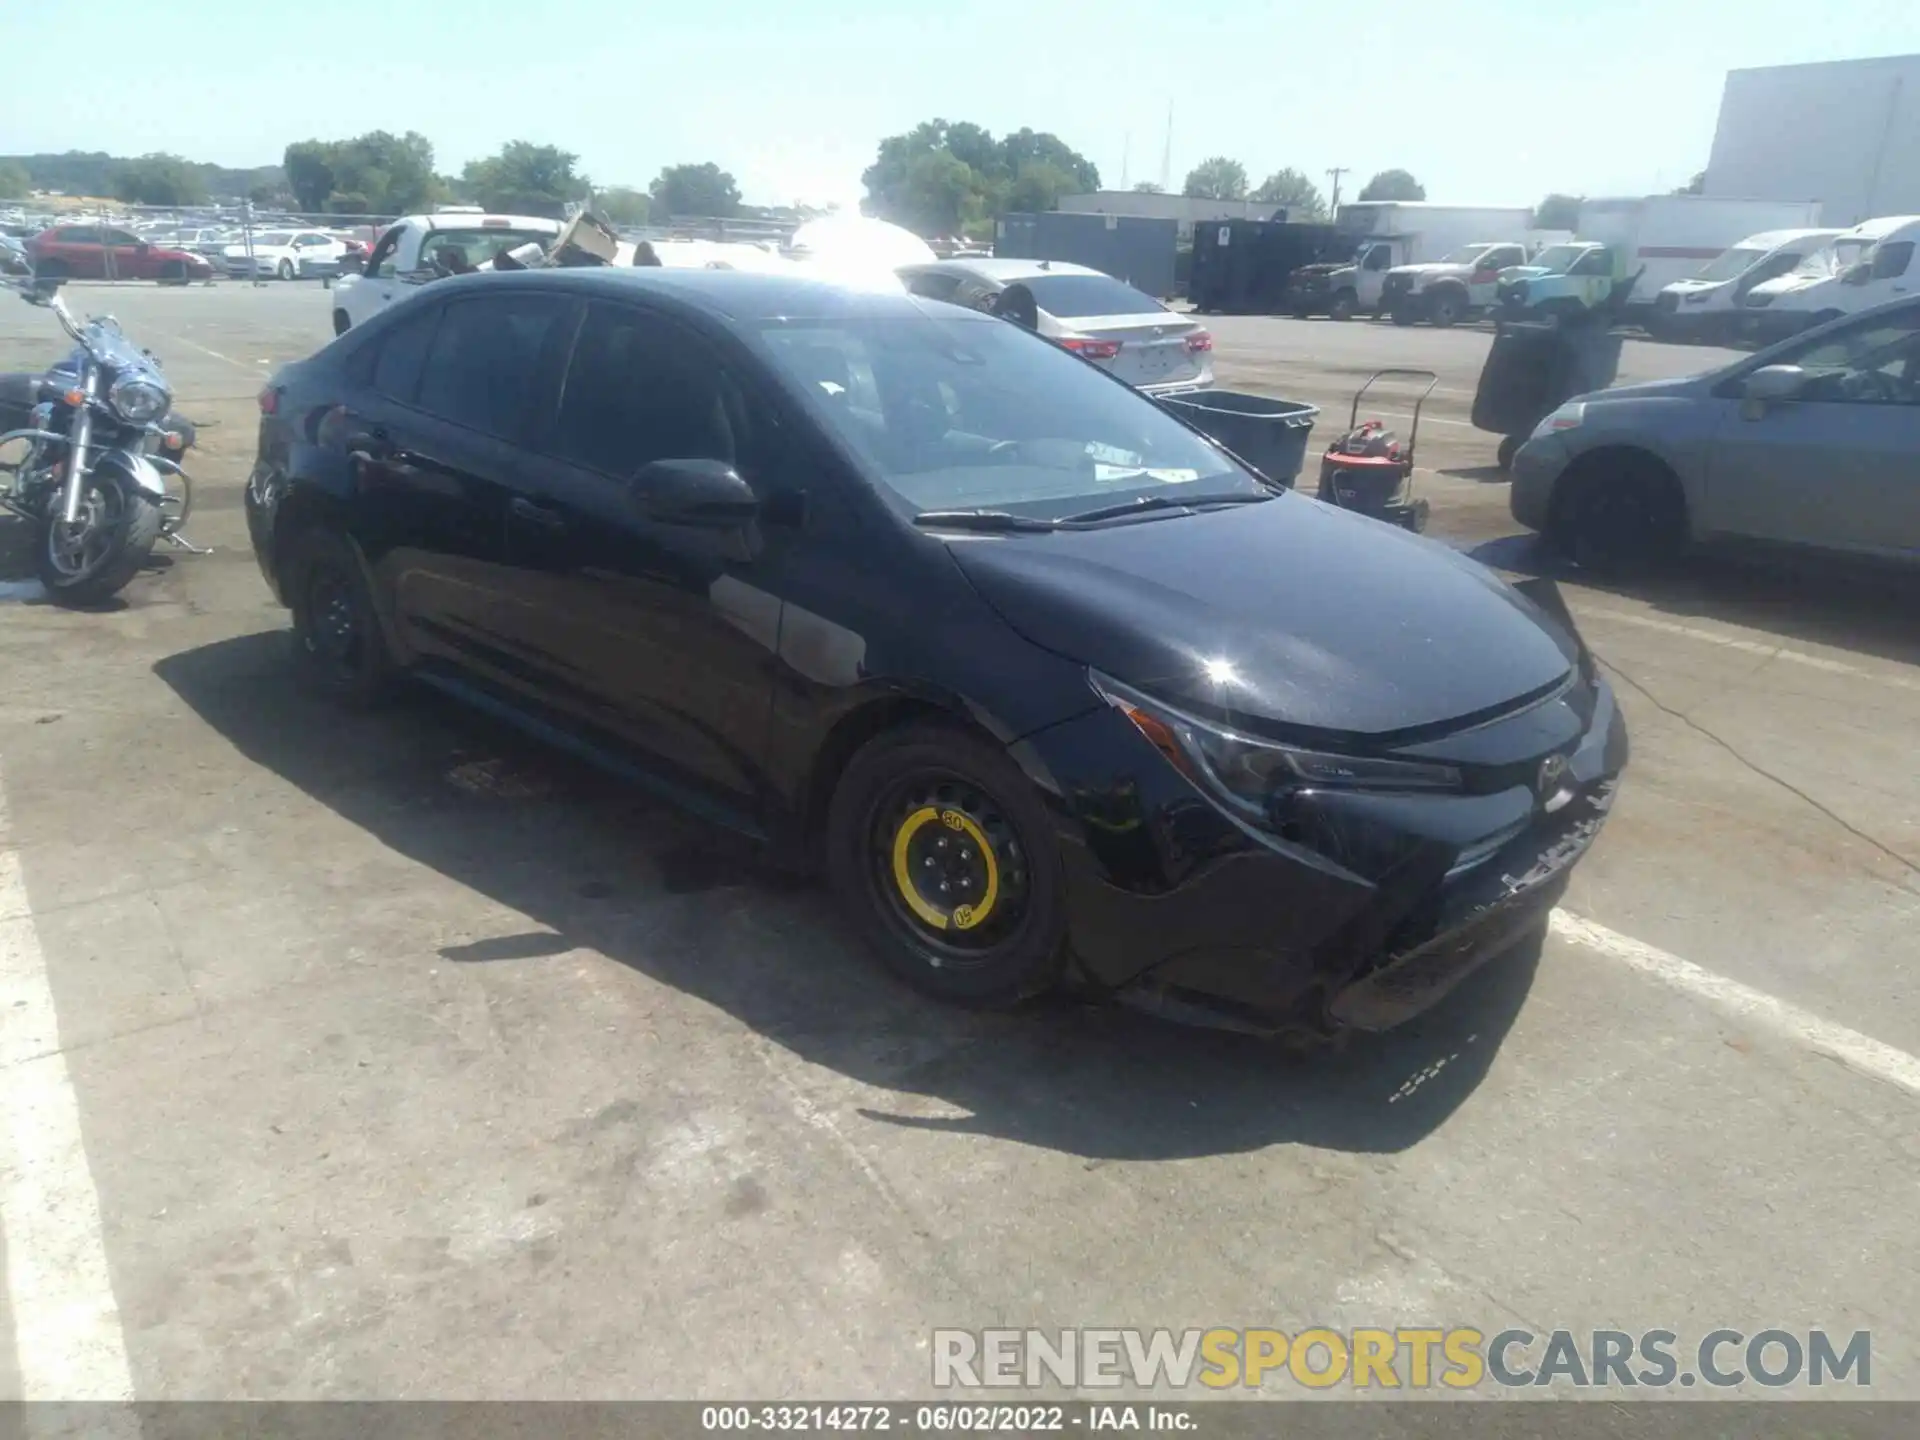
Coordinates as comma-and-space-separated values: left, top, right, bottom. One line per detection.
1743, 364, 1807, 403
1841, 262, 1872, 286
630, 458, 759, 528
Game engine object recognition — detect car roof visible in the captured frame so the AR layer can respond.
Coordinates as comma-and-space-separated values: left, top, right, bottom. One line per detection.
410, 265, 965, 326
905, 257, 1107, 283
1844, 215, 1920, 240
404, 213, 563, 233
1736, 228, 1843, 249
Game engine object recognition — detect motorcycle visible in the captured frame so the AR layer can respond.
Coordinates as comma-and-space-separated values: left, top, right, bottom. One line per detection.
0, 274, 204, 606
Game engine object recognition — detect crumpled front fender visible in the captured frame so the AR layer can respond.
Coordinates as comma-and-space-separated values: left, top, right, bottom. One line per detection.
95, 449, 167, 499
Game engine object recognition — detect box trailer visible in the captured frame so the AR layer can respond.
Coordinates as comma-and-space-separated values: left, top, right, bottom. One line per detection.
1190, 220, 1353, 314
1575, 195, 1824, 319
994, 212, 1178, 299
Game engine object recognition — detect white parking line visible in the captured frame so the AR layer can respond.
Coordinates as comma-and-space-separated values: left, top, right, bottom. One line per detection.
1579, 606, 1920, 695
1552, 909, 1920, 1098
154, 332, 254, 374
0, 769, 136, 1407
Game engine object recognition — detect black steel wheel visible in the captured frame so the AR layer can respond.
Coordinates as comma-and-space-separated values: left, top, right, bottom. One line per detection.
287, 525, 394, 706
827, 723, 1066, 1007
1428, 291, 1463, 328
1553, 455, 1685, 575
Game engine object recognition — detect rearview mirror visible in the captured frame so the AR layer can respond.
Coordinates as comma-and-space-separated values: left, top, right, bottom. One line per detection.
1741, 364, 1806, 419
630, 458, 759, 528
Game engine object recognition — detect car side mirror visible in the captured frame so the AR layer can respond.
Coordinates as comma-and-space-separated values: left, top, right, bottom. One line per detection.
1842, 262, 1872, 286
630, 458, 759, 529
1741, 364, 1806, 419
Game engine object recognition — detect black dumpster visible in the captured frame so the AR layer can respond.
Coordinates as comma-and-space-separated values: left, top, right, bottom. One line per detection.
1471, 320, 1625, 467
1159, 390, 1319, 487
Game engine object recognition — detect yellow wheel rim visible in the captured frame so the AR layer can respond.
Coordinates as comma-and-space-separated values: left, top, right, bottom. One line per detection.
889, 805, 1001, 932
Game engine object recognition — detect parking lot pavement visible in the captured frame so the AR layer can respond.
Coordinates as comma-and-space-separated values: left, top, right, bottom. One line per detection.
2, 286, 1918, 1409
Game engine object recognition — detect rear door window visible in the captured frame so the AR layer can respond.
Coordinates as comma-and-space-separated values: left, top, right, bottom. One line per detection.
369, 307, 442, 404
415, 293, 572, 441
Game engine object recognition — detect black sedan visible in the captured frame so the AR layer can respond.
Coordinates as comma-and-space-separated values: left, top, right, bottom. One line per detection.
245, 268, 1626, 1036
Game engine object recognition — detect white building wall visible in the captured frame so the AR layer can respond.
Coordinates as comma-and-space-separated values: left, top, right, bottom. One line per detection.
1703, 55, 1920, 226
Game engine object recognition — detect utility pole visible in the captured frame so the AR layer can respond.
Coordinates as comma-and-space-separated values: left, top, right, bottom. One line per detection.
1326, 166, 1350, 214
1160, 104, 1173, 194
1120, 132, 1130, 190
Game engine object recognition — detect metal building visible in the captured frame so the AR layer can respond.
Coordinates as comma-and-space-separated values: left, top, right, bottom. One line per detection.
1703, 54, 1920, 226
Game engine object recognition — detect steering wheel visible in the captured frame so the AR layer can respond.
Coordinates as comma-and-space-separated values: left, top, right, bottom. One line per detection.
1839, 367, 1903, 403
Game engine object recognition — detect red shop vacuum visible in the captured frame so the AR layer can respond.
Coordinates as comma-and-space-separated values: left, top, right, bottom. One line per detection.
1315, 368, 1438, 532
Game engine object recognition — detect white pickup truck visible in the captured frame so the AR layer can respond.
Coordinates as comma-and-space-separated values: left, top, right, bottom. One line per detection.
1380, 239, 1548, 327
329, 209, 562, 335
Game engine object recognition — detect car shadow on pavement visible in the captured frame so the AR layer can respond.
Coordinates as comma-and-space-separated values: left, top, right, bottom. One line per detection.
1437, 465, 1510, 484
154, 630, 1542, 1165
1466, 532, 1920, 672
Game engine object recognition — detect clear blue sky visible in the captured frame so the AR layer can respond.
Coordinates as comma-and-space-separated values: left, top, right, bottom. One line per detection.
2, 0, 1917, 209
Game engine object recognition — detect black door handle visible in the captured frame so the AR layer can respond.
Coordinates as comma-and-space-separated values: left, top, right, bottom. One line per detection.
509, 495, 567, 530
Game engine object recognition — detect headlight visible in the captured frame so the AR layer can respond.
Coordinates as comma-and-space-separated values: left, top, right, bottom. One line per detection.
1744, 291, 1776, 308
1683, 291, 1710, 305
107, 376, 170, 425
1530, 401, 1585, 439
1091, 672, 1461, 822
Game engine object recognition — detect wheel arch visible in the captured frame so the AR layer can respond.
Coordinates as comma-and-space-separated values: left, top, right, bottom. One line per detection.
1548, 442, 1693, 543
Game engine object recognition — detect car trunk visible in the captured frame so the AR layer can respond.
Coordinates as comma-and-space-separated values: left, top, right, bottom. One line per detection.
1063, 311, 1207, 389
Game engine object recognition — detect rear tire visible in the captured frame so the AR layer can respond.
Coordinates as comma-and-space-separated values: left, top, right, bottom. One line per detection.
826, 722, 1067, 1008
1550, 454, 1685, 574
1329, 290, 1356, 322
286, 524, 395, 707
277, 258, 295, 281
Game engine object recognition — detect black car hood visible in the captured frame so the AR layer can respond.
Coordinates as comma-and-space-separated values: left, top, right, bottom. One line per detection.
945, 495, 1578, 742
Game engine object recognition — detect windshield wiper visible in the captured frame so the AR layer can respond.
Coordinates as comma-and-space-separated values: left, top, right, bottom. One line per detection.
1060, 492, 1272, 525
912, 509, 1061, 532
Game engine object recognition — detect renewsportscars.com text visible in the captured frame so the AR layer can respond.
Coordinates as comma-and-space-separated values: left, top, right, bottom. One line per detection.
931, 1327, 1872, 1391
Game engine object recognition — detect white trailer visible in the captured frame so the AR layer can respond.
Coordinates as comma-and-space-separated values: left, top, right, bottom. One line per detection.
1575, 195, 1824, 320
1312, 202, 1535, 317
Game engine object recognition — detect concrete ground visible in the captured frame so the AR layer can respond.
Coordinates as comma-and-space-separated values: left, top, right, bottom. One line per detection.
1, 281, 1917, 1411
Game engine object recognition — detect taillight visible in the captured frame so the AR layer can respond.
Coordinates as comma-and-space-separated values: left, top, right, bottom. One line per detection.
1186, 331, 1214, 353
1060, 337, 1123, 360
257, 386, 278, 415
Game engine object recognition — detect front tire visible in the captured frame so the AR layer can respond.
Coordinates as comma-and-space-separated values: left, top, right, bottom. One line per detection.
277, 258, 295, 282
826, 722, 1067, 1008
1496, 434, 1522, 471
1329, 290, 1356, 322
1550, 454, 1685, 574
286, 525, 395, 706
1428, 291, 1464, 328
35, 472, 162, 607
1389, 304, 1417, 327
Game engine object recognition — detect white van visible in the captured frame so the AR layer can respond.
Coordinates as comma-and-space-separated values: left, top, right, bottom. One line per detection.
1739, 215, 1920, 341
1653, 227, 1842, 343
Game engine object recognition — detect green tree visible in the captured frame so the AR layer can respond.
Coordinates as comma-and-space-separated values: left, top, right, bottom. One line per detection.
283, 142, 336, 212
1131, 179, 1164, 194
1183, 156, 1248, 200
324, 191, 371, 216
1357, 168, 1426, 202
595, 186, 651, 226
463, 141, 586, 216
649, 161, 742, 218
1250, 167, 1326, 219
248, 180, 286, 208
0, 160, 30, 199
111, 154, 209, 206
1531, 193, 1582, 230
860, 119, 1099, 231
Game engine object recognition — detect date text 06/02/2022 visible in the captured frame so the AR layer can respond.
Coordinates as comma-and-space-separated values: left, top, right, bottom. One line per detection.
699, 1403, 1186, 1431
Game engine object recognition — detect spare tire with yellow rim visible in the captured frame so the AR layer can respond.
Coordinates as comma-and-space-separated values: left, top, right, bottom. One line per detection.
827, 722, 1067, 1006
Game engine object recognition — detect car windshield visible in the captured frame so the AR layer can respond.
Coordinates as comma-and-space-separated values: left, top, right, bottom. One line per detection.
1528, 244, 1587, 273
1694, 247, 1766, 281
1017, 273, 1164, 319
256, 231, 294, 246
1796, 238, 1865, 277
754, 310, 1252, 521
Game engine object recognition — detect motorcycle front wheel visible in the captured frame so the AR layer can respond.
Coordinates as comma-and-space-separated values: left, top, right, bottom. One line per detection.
35, 471, 162, 606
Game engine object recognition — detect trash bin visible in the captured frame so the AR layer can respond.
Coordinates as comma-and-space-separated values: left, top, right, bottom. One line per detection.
1158, 389, 1319, 487
1471, 321, 1625, 438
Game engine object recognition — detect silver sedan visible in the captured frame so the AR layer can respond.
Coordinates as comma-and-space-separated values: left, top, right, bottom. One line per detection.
1510, 296, 1920, 570
897, 258, 1214, 397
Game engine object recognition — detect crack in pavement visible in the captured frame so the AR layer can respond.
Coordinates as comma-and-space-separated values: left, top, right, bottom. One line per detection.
1599, 656, 1920, 888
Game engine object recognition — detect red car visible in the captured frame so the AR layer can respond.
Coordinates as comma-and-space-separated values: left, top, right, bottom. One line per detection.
26, 224, 214, 284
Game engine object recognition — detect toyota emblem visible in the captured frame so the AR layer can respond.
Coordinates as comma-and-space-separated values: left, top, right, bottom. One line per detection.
1536, 754, 1573, 813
